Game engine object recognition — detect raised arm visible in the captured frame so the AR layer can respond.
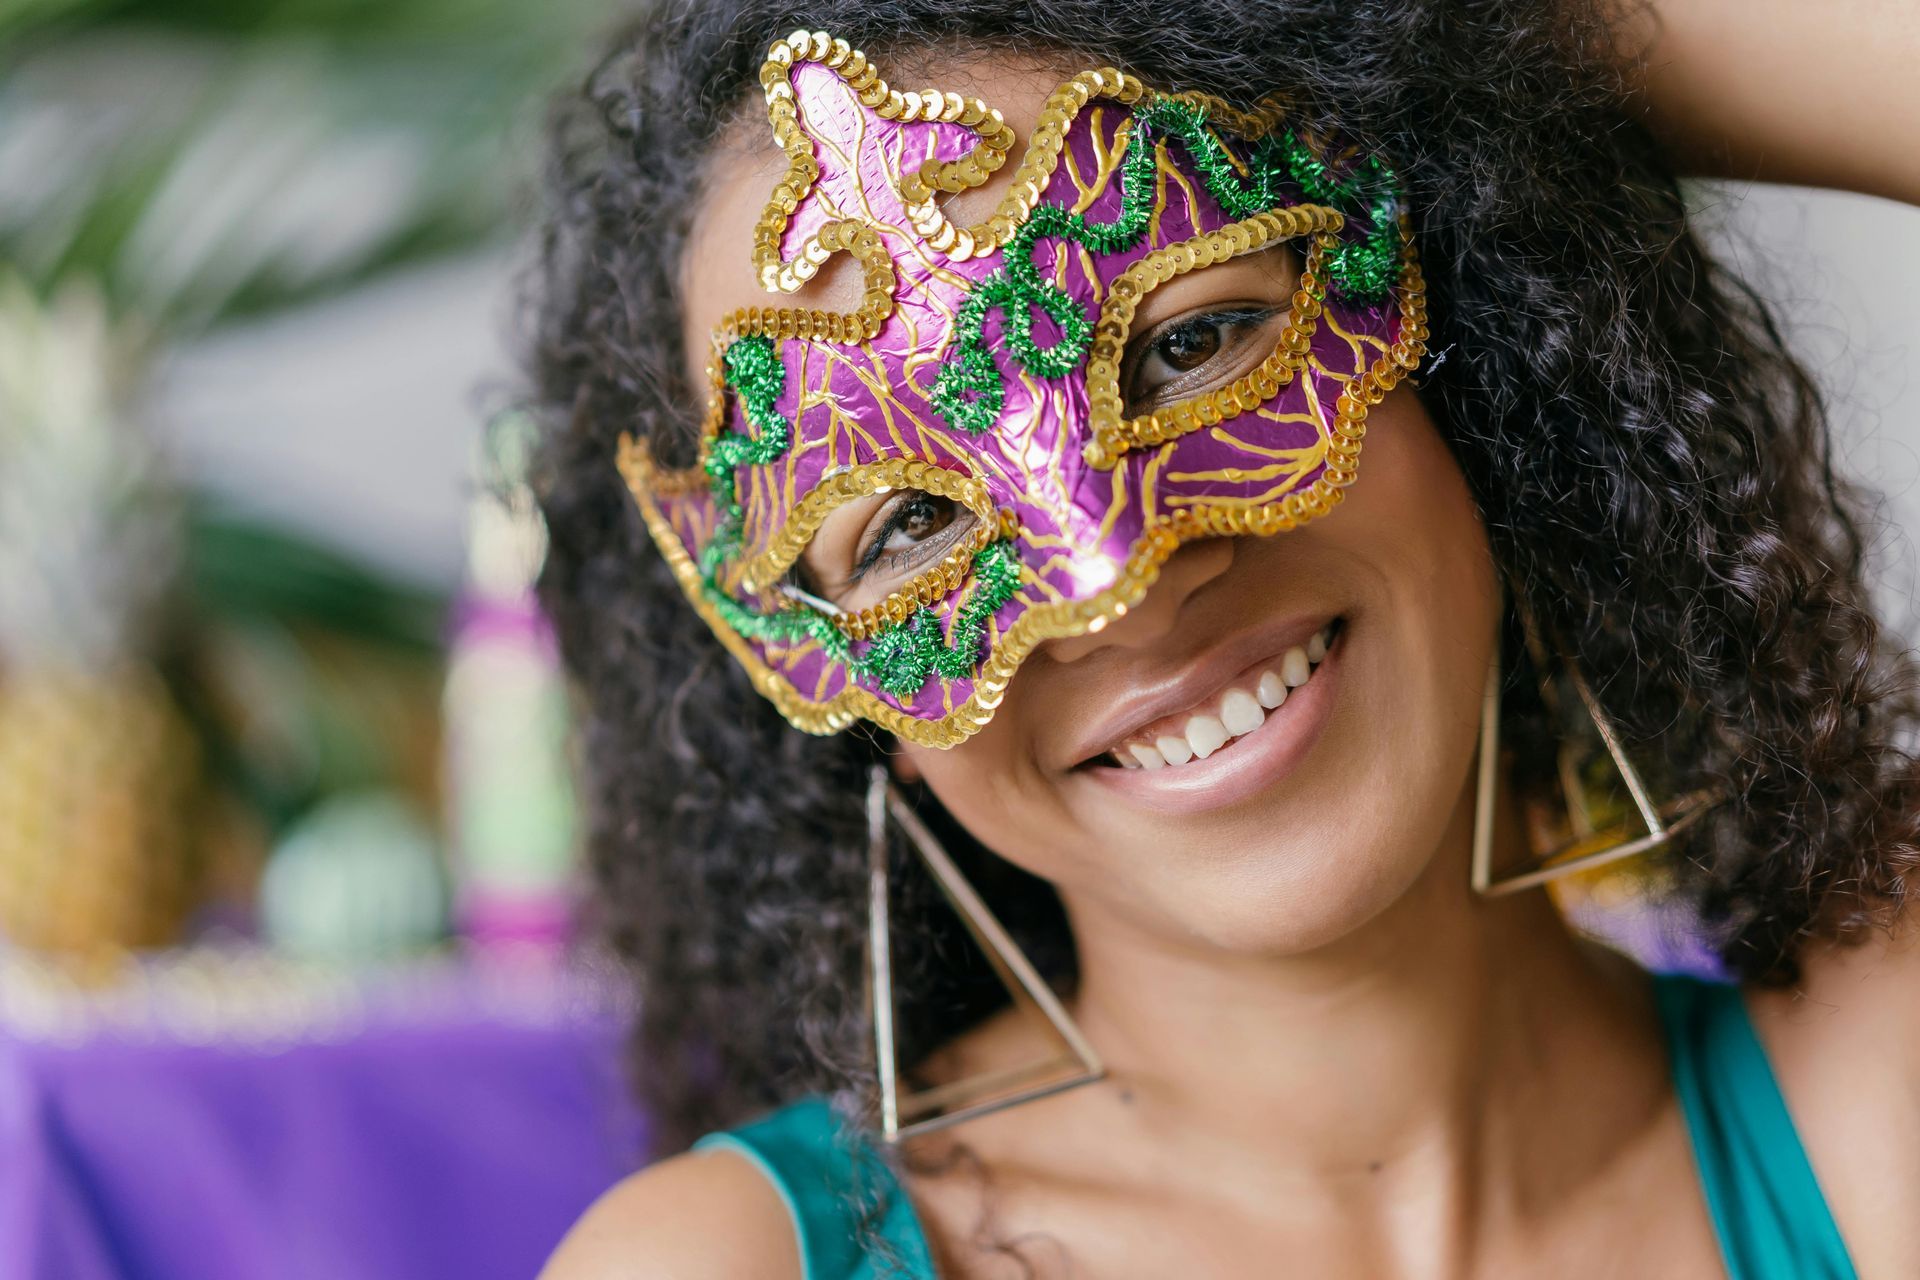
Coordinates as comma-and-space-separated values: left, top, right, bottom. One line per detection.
1609, 0, 1920, 206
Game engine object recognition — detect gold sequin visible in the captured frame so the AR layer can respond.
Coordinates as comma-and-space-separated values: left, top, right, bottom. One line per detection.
737, 30, 1013, 341
733, 458, 995, 596
1080, 208, 1342, 469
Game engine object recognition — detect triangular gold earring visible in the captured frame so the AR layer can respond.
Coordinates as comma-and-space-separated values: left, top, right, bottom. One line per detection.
1470, 599, 1725, 897
865, 764, 1105, 1141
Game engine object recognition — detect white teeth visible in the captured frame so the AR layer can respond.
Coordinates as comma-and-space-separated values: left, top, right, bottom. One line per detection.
1129, 743, 1167, 770
1185, 713, 1229, 759
1220, 688, 1265, 736
1107, 624, 1338, 771
1280, 646, 1311, 687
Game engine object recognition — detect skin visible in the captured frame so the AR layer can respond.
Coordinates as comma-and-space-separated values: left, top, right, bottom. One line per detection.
545, 13, 1920, 1278
1614, 0, 1920, 207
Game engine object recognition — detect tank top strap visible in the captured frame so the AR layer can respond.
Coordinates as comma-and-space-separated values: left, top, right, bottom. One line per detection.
691, 1097, 937, 1279
1652, 972, 1858, 1280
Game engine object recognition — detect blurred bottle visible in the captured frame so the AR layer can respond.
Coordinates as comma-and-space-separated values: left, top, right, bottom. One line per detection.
0, 276, 199, 964
442, 413, 578, 954
259, 790, 447, 963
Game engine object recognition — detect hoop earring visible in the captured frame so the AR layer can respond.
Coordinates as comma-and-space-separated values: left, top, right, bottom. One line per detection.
865, 764, 1105, 1142
1470, 601, 1725, 898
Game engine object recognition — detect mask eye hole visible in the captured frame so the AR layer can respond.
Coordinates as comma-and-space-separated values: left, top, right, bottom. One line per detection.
1120, 303, 1288, 417
795, 487, 981, 613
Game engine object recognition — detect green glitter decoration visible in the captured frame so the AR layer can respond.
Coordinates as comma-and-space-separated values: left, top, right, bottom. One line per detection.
930, 105, 1162, 435
708, 577, 853, 663
699, 336, 792, 576
847, 539, 1022, 697
1275, 132, 1401, 302
930, 95, 1402, 438
695, 334, 851, 662
692, 331, 1018, 701
1143, 97, 1293, 219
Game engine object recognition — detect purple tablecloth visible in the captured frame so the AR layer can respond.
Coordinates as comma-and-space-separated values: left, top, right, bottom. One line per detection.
0, 892, 1719, 1280
0, 953, 646, 1280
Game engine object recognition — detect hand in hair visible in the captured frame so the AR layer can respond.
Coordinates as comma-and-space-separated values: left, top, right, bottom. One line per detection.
1611, 0, 1920, 206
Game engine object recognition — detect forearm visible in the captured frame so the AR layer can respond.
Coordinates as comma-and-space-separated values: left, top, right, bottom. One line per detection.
1609, 0, 1920, 206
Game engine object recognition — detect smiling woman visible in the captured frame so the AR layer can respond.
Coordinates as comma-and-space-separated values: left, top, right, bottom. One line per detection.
527, 0, 1920, 1276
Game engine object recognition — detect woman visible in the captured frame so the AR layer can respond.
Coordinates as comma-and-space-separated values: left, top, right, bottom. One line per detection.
531, 0, 1920, 1274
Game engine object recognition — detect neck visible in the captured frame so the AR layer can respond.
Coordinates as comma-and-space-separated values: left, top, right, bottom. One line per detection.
1056, 779, 1668, 1208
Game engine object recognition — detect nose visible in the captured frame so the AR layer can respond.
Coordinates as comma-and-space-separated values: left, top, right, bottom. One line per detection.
1039, 535, 1236, 664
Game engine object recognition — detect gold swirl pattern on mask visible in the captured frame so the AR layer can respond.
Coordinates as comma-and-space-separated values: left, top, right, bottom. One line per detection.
751, 31, 1015, 299
719, 218, 898, 346
1081, 207, 1346, 471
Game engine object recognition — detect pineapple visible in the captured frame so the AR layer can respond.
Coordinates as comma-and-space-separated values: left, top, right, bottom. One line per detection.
0, 273, 198, 963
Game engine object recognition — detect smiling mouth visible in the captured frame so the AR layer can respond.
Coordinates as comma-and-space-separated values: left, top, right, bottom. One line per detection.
1084, 618, 1344, 771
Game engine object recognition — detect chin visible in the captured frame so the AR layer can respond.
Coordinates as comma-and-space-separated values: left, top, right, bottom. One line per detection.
1084, 805, 1444, 959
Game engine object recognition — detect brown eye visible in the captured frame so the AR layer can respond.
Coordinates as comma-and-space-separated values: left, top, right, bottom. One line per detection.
793, 486, 982, 613
838, 491, 975, 602
891, 493, 952, 545
1123, 305, 1284, 415
1157, 322, 1222, 372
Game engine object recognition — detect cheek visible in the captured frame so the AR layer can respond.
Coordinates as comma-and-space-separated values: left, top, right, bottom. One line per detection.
1352, 396, 1497, 702
1319, 397, 1498, 863
1176, 403, 1498, 937
899, 709, 1087, 883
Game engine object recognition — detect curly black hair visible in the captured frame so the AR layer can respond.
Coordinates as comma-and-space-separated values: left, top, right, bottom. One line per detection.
527, 0, 1919, 1209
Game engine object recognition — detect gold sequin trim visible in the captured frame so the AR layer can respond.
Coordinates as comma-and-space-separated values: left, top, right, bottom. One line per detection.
736, 29, 1014, 346
1154, 89, 1290, 142
1081, 205, 1344, 470
719, 218, 897, 346
737, 458, 994, 593
902, 66, 1148, 260
833, 512, 1008, 642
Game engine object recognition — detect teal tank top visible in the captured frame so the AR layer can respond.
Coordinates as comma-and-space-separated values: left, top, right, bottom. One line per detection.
691, 1096, 937, 1277
693, 972, 1856, 1279
1654, 973, 1858, 1279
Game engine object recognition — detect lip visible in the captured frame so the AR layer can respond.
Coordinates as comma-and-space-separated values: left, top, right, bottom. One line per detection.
1060, 611, 1341, 771
1076, 623, 1344, 815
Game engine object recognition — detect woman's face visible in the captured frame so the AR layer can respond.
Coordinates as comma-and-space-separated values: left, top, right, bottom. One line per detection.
682, 57, 1500, 957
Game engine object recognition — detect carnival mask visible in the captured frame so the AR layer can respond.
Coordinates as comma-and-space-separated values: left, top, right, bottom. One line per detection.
617, 30, 1428, 748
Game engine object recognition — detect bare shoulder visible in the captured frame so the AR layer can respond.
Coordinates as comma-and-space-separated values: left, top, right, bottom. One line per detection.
1746, 906, 1920, 1059
538, 1147, 802, 1280
1743, 909, 1920, 1277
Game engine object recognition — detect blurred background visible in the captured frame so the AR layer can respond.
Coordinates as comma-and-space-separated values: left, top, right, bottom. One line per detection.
0, 1, 1916, 1276
0, 2, 640, 1277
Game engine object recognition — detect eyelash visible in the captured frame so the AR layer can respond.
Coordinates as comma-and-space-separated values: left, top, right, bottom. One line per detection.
847, 492, 969, 587
1123, 304, 1283, 409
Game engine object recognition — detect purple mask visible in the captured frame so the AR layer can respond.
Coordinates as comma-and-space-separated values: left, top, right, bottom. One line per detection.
618, 30, 1428, 748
